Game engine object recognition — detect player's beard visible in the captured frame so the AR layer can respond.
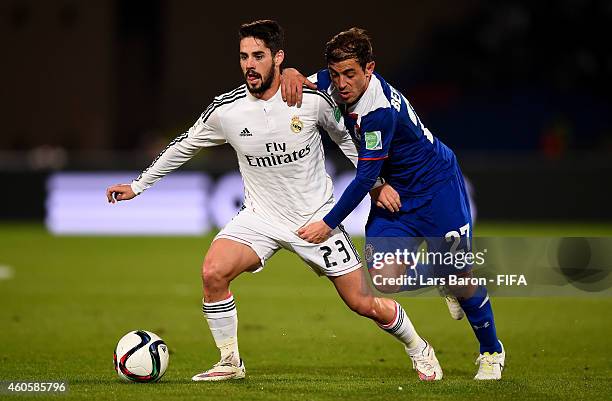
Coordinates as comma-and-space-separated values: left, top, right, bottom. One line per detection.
245, 63, 275, 94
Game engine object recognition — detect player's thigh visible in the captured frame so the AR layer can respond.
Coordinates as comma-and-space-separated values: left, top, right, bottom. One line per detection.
364, 210, 422, 292
213, 210, 280, 272
423, 179, 472, 266
205, 210, 281, 280
364, 210, 422, 260
419, 177, 476, 295
365, 208, 415, 238
423, 175, 472, 241
291, 225, 361, 277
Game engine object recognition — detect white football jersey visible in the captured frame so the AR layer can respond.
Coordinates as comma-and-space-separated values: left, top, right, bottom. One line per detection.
131, 84, 359, 230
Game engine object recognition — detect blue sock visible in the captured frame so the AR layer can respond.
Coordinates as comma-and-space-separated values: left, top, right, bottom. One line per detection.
458, 286, 502, 354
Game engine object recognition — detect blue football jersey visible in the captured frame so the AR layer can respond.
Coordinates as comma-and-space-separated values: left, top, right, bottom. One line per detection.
315, 69, 459, 229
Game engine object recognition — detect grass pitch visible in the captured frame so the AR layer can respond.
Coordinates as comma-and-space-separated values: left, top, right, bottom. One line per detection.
0, 223, 611, 400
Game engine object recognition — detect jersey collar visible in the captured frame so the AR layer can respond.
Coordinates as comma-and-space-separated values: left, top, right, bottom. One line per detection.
245, 85, 283, 103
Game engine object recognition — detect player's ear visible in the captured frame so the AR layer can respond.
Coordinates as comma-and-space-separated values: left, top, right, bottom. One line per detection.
365, 61, 375, 78
274, 50, 285, 66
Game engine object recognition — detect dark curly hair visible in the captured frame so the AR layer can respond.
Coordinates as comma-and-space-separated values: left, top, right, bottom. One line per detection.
239, 20, 284, 56
325, 27, 374, 70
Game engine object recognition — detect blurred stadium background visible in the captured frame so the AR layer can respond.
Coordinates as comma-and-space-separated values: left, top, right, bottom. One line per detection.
1, 0, 611, 231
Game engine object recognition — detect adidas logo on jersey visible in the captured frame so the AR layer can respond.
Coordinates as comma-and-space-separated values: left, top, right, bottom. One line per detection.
239, 128, 252, 137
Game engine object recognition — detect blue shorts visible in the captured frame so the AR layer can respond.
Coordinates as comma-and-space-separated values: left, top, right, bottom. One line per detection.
365, 166, 473, 284
366, 165, 472, 239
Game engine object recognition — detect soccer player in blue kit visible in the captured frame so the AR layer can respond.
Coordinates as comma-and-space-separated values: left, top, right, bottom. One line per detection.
282, 28, 505, 380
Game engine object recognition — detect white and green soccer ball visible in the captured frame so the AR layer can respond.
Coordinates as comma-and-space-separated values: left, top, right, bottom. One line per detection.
114, 330, 169, 383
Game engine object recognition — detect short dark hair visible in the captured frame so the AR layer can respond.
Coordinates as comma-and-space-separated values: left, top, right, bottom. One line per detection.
325, 27, 374, 70
239, 20, 284, 56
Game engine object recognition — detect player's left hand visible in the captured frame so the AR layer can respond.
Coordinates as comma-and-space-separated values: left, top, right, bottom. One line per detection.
106, 183, 137, 203
281, 68, 316, 108
298, 220, 332, 244
370, 183, 402, 212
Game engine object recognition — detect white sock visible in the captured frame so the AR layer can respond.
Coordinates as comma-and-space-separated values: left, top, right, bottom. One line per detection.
202, 294, 239, 362
378, 301, 426, 356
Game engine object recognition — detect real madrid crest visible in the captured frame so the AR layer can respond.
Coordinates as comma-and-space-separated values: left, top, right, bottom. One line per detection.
290, 116, 303, 133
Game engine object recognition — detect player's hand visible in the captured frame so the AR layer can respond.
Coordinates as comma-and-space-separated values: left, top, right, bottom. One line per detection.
370, 183, 402, 212
106, 184, 136, 203
281, 68, 316, 108
297, 220, 332, 244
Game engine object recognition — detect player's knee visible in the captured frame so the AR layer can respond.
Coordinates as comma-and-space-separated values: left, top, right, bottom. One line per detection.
201, 258, 229, 290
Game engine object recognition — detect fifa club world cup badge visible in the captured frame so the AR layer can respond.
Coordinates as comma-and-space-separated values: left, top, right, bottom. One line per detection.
290, 116, 304, 133
333, 106, 342, 123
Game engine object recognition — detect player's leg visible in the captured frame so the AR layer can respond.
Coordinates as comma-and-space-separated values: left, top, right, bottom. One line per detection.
291, 225, 442, 381
449, 273, 504, 380
193, 211, 279, 382
192, 238, 261, 382
363, 213, 444, 380
329, 268, 442, 381
366, 207, 463, 316
328, 268, 396, 324
425, 169, 504, 379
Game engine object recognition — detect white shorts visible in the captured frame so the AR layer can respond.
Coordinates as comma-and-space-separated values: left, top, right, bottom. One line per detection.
215, 209, 361, 277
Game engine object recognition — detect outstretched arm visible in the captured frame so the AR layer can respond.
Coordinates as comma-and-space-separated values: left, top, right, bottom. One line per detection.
106, 107, 226, 202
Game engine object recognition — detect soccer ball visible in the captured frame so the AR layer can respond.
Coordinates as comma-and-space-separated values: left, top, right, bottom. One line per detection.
113, 330, 169, 382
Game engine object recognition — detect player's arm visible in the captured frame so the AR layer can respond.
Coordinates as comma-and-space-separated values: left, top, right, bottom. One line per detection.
106, 108, 225, 203
316, 93, 400, 212
298, 109, 394, 243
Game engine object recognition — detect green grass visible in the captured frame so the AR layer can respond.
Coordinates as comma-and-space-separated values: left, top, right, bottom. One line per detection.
0, 223, 611, 400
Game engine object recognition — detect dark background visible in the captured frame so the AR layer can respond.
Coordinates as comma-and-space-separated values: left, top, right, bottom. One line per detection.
1, 0, 611, 221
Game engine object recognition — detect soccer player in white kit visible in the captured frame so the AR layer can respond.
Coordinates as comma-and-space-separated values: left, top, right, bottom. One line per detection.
106, 20, 442, 382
